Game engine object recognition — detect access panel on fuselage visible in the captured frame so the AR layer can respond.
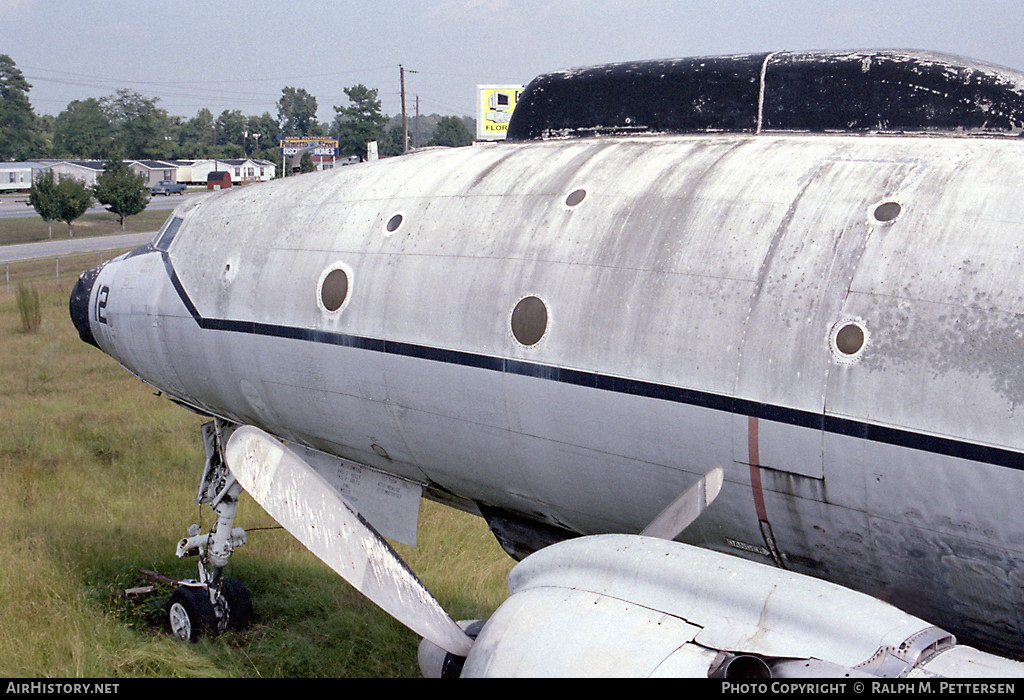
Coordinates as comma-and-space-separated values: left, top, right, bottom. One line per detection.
733, 156, 919, 480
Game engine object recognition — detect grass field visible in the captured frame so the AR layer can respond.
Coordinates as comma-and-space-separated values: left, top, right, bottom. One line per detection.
4, 249, 139, 293
0, 208, 171, 246
1, 208, 172, 292
0, 279, 514, 678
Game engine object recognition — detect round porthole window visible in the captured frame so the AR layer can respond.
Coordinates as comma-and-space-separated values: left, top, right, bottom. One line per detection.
511, 295, 548, 347
318, 264, 352, 314
384, 212, 405, 235
871, 200, 902, 224
565, 189, 587, 208
830, 319, 868, 363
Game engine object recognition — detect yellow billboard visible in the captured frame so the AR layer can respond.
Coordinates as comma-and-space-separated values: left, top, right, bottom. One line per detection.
476, 85, 524, 141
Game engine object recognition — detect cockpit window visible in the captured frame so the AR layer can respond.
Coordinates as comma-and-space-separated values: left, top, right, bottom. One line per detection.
154, 215, 183, 251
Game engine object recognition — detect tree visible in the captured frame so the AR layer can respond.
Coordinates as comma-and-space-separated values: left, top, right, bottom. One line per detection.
428, 116, 474, 147
381, 123, 410, 157
331, 85, 388, 160
54, 175, 94, 237
215, 109, 246, 159
277, 87, 320, 137
0, 54, 42, 160
53, 98, 114, 158
29, 170, 60, 239
178, 108, 215, 158
29, 170, 92, 238
245, 112, 278, 161
93, 159, 149, 229
102, 89, 171, 159
164, 114, 185, 158
35, 113, 55, 158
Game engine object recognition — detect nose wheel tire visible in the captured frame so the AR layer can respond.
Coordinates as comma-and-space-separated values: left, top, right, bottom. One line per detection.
168, 586, 217, 642
168, 580, 253, 641
219, 578, 253, 632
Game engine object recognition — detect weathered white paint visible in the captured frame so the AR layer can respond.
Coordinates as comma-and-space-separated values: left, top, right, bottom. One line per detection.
84, 129, 1024, 657
461, 535, 1024, 677
224, 426, 473, 656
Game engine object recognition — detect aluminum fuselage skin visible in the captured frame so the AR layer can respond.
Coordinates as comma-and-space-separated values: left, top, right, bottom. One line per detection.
77, 132, 1024, 656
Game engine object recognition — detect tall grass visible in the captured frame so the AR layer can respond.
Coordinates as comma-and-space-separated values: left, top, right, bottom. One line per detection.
0, 281, 514, 677
15, 284, 41, 333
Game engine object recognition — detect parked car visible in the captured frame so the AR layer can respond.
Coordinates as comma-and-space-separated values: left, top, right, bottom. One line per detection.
151, 180, 187, 196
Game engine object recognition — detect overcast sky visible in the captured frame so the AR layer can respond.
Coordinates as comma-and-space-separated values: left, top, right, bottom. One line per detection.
5, 0, 1024, 124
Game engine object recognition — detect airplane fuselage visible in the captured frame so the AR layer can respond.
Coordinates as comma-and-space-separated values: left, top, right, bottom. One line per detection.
73, 128, 1024, 657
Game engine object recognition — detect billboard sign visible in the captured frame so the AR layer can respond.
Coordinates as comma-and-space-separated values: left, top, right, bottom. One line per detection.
279, 137, 339, 157
476, 85, 524, 141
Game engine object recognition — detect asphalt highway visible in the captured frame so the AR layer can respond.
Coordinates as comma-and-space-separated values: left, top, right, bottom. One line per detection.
0, 231, 155, 264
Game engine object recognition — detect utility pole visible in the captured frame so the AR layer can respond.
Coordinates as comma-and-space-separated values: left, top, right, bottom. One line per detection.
400, 65, 406, 153
415, 95, 420, 149
400, 65, 418, 153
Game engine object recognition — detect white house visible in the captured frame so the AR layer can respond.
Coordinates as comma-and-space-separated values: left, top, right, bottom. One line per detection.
163, 160, 196, 183
0, 162, 40, 192
28, 160, 106, 187
8, 158, 275, 192
128, 160, 180, 187
311, 154, 360, 171
189, 159, 275, 185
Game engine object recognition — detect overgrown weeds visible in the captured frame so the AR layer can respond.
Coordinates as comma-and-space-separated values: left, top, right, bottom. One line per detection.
16, 284, 41, 333
0, 281, 513, 677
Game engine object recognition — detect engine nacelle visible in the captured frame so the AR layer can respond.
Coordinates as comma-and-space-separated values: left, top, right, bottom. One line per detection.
420, 535, 1024, 678
417, 620, 486, 678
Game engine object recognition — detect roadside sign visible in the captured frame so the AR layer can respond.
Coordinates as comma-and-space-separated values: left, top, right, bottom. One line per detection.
476, 85, 524, 141
279, 137, 339, 157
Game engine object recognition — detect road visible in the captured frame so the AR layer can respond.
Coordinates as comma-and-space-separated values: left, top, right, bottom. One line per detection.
0, 191, 210, 263
0, 231, 156, 264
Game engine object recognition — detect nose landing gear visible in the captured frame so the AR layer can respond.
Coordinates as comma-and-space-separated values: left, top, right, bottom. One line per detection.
168, 420, 253, 641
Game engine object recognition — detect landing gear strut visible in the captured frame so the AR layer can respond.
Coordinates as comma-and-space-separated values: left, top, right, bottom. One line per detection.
168, 420, 253, 640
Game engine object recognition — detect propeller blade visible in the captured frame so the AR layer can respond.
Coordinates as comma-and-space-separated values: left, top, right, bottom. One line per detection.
639, 466, 723, 540
224, 425, 474, 657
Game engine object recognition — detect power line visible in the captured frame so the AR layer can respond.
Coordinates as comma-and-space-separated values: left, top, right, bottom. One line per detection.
21, 63, 396, 87
22, 63, 401, 112
22, 62, 484, 120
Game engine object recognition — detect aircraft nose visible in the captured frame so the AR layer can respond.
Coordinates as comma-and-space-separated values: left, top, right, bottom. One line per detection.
69, 264, 102, 350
